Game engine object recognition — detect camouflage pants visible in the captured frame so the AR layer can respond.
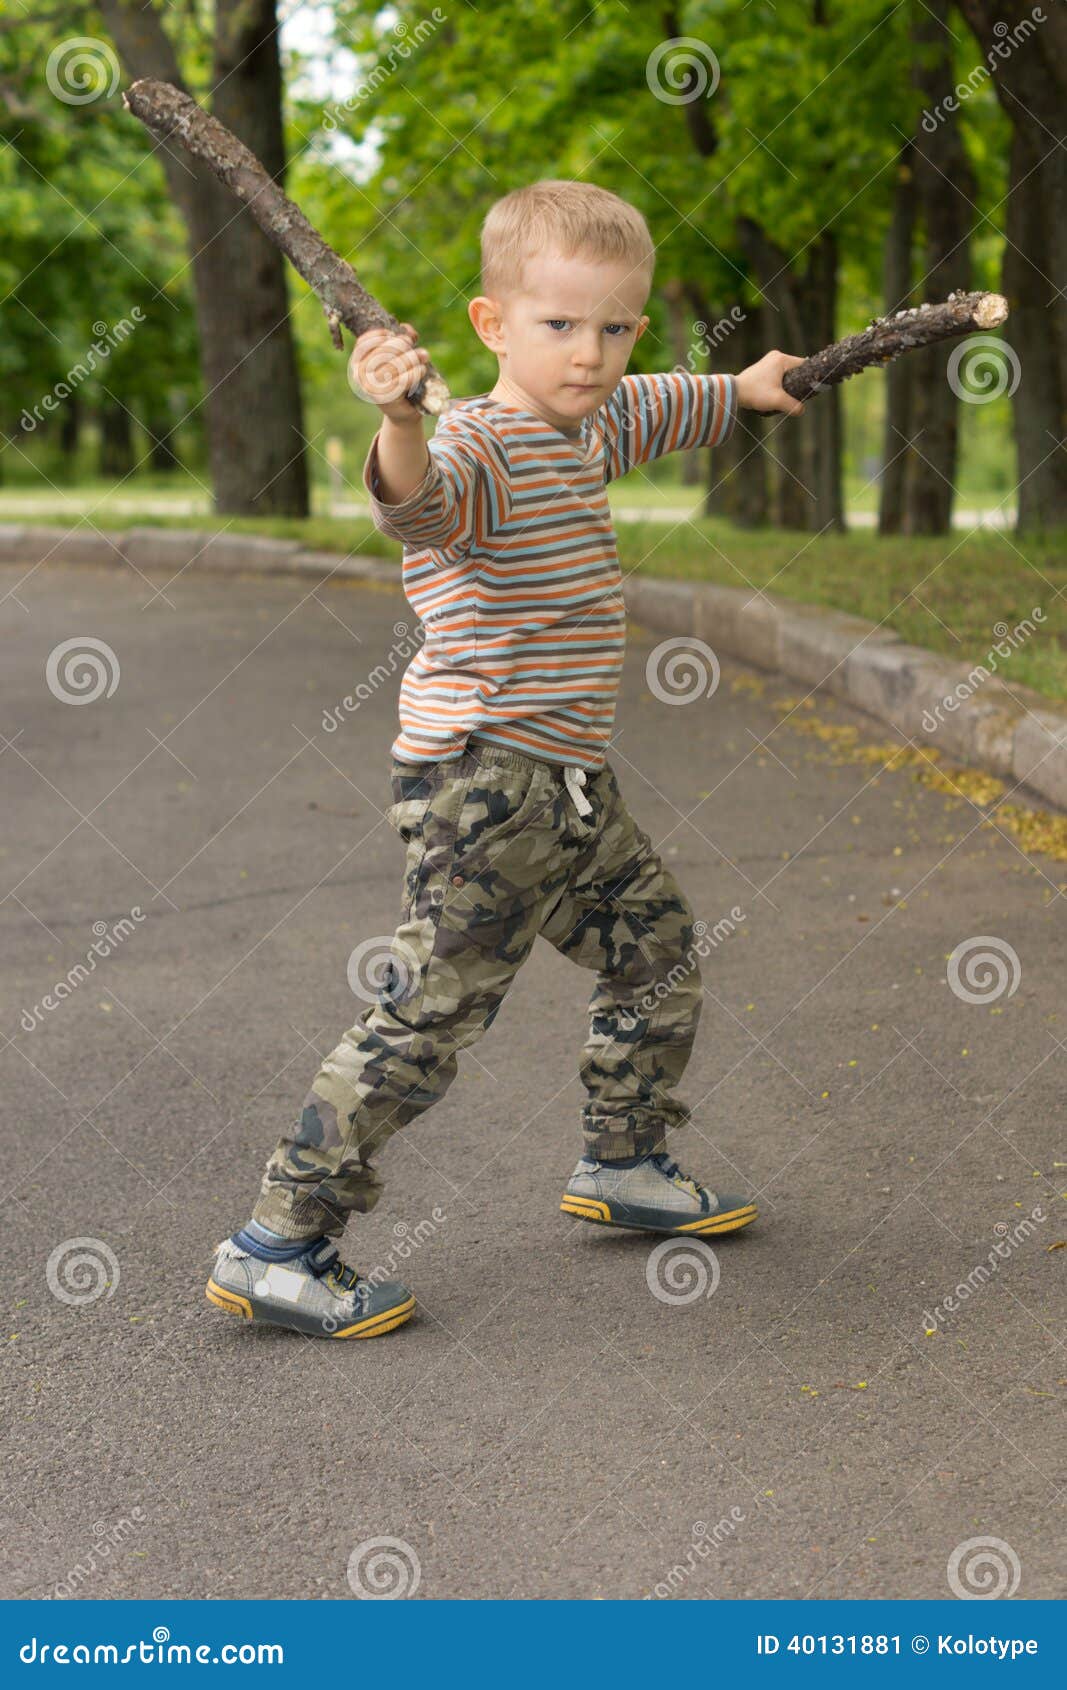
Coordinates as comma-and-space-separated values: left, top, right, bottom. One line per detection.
252, 740, 704, 1239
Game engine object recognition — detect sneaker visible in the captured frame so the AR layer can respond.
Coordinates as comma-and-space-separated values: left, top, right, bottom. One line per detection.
205, 1235, 415, 1338
560, 1151, 757, 1237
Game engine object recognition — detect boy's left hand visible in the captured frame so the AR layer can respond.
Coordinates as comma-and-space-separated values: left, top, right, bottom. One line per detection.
735, 351, 807, 416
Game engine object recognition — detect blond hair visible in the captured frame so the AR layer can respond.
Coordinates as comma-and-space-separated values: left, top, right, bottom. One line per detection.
480, 180, 655, 300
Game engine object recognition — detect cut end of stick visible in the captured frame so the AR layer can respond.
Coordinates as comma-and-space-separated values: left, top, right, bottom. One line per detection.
124, 79, 157, 115
416, 374, 453, 417
973, 292, 1009, 329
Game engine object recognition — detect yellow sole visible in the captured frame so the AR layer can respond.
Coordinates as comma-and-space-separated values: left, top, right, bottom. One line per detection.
205, 1280, 253, 1318
205, 1280, 415, 1338
559, 1196, 611, 1223
560, 1197, 757, 1236
677, 1207, 757, 1235
333, 1296, 416, 1338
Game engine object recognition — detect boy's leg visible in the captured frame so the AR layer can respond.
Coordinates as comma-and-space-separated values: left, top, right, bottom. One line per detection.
539, 764, 703, 1160
250, 749, 573, 1240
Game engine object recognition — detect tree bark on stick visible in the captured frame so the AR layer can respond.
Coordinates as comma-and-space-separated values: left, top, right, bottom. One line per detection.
122, 77, 451, 417
121, 74, 1006, 516
781, 291, 1009, 401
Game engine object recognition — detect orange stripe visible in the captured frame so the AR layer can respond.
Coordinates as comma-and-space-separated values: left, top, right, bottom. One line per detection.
375, 373, 737, 768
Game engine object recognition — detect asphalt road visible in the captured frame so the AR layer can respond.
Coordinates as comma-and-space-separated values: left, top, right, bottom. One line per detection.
2, 559, 1064, 1602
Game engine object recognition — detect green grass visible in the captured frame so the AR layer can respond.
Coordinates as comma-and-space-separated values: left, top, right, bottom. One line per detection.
620, 518, 1067, 701
4, 483, 1064, 703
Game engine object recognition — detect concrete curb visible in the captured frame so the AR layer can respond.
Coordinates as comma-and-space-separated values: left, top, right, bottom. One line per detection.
629, 575, 1065, 813
0, 523, 399, 585
3, 522, 1064, 812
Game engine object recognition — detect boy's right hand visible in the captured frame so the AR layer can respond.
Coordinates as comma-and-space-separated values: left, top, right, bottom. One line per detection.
348, 323, 430, 420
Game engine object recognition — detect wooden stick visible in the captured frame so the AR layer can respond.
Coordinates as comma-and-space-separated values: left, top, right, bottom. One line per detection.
123, 80, 1008, 417
122, 78, 451, 416
782, 291, 1010, 401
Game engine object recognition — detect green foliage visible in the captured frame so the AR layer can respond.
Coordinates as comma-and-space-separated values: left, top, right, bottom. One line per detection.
0, 0, 1019, 501
0, 0, 201, 477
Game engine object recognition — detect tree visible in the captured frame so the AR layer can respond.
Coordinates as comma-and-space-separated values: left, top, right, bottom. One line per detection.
98, 0, 309, 514
0, 3, 200, 482
879, 3, 980, 530
956, 0, 1067, 531
878, 137, 918, 534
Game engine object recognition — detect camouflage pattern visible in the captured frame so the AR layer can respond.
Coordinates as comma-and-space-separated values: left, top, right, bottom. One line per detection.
252, 741, 703, 1240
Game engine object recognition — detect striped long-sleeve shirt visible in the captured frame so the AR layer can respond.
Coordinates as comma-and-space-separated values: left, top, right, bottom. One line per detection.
362, 369, 738, 769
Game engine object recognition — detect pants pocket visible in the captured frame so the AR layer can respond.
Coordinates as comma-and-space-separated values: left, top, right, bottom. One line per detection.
446, 761, 556, 881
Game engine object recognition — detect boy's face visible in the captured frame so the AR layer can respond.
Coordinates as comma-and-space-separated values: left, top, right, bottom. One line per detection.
470, 245, 651, 432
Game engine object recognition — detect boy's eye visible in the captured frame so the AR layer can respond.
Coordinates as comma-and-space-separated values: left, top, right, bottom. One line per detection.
544, 320, 632, 335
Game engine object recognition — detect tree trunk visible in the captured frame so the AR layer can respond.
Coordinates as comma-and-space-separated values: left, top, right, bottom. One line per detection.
60, 392, 82, 468
956, 0, 1067, 532
703, 302, 769, 527
805, 232, 844, 533
145, 408, 182, 472
1002, 125, 1067, 531
903, 0, 976, 534
683, 282, 769, 525
98, 397, 134, 477
662, 279, 703, 486
879, 142, 917, 534
100, 0, 309, 516
736, 218, 842, 532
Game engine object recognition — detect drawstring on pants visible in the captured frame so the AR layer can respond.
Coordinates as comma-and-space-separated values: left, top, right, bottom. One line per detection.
563, 765, 593, 818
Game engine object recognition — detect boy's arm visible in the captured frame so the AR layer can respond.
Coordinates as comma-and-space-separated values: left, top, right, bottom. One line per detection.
363, 423, 510, 553
603, 352, 805, 482
371, 411, 432, 506
603, 370, 738, 481
352, 323, 509, 555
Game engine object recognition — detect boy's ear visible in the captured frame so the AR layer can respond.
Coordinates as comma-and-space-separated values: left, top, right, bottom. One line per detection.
634, 314, 650, 343
469, 296, 506, 353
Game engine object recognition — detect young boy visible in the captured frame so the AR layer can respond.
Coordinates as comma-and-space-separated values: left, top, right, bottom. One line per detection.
206, 180, 805, 1340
